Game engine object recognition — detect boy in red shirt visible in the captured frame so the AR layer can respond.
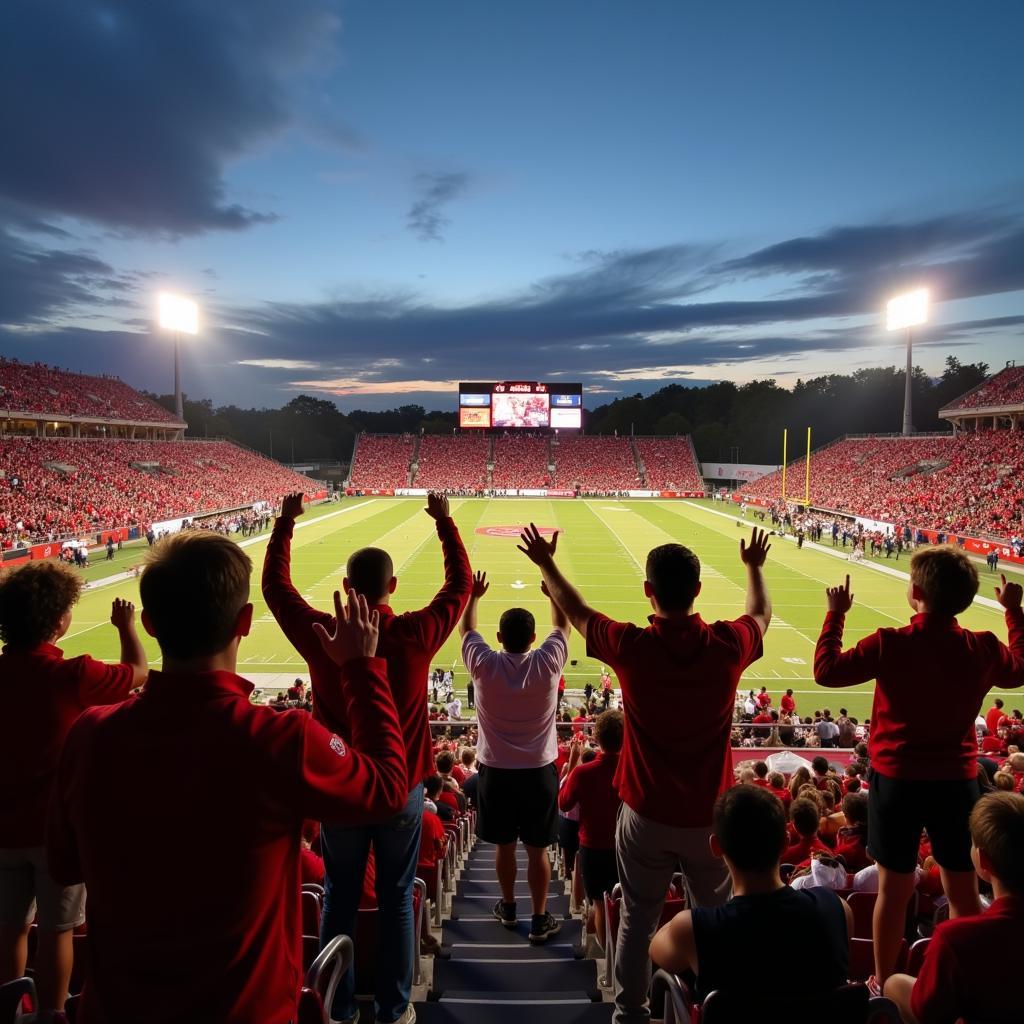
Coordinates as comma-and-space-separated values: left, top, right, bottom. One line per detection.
47, 533, 407, 1024
884, 791, 1024, 1024
518, 523, 771, 1024
783, 797, 831, 866
780, 688, 796, 715
814, 552, 1024, 990
0, 564, 147, 1015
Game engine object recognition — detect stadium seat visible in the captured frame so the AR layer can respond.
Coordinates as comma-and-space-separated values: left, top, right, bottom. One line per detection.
906, 936, 931, 977
302, 886, 323, 938
0, 977, 36, 1023
848, 937, 907, 983
298, 934, 354, 1024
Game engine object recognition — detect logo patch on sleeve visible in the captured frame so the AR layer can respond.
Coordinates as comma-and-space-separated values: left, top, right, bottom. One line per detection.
329, 735, 347, 757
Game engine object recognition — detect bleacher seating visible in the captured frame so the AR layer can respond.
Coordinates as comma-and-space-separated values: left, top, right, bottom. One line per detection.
552, 436, 640, 490
0, 437, 318, 546
744, 432, 1024, 537
414, 435, 489, 490
347, 435, 415, 489
0, 358, 179, 424
634, 438, 703, 491
492, 436, 550, 489
942, 364, 1024, 411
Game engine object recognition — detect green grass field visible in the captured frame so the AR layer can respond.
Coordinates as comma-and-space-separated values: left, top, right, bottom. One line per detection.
59, 498, 1021, 720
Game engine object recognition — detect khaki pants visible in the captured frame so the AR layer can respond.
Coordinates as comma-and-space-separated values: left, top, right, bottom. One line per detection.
613, 804, 729, 1024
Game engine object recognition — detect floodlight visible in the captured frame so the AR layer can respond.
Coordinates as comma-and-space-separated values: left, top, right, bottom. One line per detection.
158, 292, 199, 335
886, 288, 929, 332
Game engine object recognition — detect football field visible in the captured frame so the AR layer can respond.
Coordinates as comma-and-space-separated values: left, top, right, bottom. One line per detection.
60, 498, 1021, 720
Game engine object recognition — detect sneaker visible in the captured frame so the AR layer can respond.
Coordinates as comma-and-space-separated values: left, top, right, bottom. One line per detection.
493, 898, 517, 927
866, 975, 882, 998
329, 1011, 359, 1024
383, 1007, 416, 1024
529, 910, 562, 944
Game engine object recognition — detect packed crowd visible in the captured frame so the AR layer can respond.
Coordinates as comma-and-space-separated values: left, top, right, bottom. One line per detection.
347, 434, 416, 490
413, 434, 489, 490
0, 358, 179, 424
2, 486, 1022, 1024
941, 364, 1024, 411
490, 435, 551, 489
0, 437, 317, 547
634, 437, 703, 491
745, 430, 1024, 539
551, 435, 641, 490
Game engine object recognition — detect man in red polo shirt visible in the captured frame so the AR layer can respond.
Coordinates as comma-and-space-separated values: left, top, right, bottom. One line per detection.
262, 491, 471, 1024
984, 697, 1006, 737
518, 524, 771, 1024
780, 688, 796, 715
815, 555, 1024, 990
48, 532, 406, 1024
0, 562, 147, 1016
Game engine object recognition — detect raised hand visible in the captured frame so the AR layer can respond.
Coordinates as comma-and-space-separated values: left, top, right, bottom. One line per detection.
312, 590, 380, 665
825, 575, 855, 614
280, 492, 305, 520
471, 570, 490, 600
739, 526, 771, 568
425, 493, 450, 521
110, 597, 135, 630
517, 523, 559, 566
995, 573, 1023, 610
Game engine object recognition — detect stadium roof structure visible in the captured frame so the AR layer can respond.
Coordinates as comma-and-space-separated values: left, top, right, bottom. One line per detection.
939, 361, 1024, 432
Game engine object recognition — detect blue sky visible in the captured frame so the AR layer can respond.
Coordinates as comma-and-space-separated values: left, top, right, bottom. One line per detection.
1, 0, 1022, 411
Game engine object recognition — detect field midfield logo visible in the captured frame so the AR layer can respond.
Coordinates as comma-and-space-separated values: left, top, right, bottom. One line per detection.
475, 525, 559, 539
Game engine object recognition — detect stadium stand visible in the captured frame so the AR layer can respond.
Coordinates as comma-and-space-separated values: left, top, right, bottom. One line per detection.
552, 436, 640, 490
744, 431, 1024, 538
634, 437, 702, 491
0, 358, 180, 425
940, 363, 1024, 411
413, 434, 489, 490
0, 437, 318, 546
347, 434, 416, 490
491, 436, 551, 489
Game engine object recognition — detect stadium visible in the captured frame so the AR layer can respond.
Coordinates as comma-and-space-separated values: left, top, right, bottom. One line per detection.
3, 5, 1024, 1024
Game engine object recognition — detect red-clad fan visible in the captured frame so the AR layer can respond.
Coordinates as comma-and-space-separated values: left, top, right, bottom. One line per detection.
0, 563, 147, 1016
814, 552, 1024, 990
518, 523, 771, 1023
47, 533, 407, 1024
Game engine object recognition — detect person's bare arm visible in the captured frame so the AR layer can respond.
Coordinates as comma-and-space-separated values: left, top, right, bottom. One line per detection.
739, 526, 772, 634
649, 909, 698, 975
111, 598, 148, 687
518, 524, 594, 638
543, 580, 571, 639
459, 571, 489, 638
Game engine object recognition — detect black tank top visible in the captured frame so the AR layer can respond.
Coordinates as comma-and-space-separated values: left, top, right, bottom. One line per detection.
691, 886, 848, 1001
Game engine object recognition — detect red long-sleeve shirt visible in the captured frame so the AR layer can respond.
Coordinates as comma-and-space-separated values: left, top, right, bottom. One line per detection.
262, 512, 471, 791
814, 608, 1024, 780
46, 657, 406, 1024
558, 751, 621, 849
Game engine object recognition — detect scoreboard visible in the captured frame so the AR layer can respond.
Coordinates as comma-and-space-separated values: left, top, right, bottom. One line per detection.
458, 382, 583, 430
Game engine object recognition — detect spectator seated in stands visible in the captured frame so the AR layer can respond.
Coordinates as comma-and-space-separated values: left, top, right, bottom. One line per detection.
884, 791, 1024, 1024
767, 770, 791, 806
45, 535, 407, 1022
784, 796, 832, 866
634, 437, 702, 491
414, 434, 489, 491
551, 435, 640, 491
650, 784, 852, 1004
347, 434, 415, 490
835, 792, 872, 873
0, 564, 147, 1016
423, 774, 453, 822
435, 751, 467, 814
491, 436, 551, 489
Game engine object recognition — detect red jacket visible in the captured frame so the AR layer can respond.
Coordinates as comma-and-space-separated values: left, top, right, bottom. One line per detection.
0, 643, 135, 847
558, 751, 621, 849
262, 513, 471, 791
47, 658, 406, 1024
814, 609, 1024, 780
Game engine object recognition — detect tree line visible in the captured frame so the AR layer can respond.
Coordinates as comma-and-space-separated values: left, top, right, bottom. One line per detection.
149, 356, 990, 467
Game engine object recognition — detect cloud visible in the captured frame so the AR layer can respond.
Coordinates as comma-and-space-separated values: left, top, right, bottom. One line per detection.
406, 172, 470, 241
0, 1, 341, 234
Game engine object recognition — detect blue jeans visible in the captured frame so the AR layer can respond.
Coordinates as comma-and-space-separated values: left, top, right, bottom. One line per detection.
320, 784, 423, 1022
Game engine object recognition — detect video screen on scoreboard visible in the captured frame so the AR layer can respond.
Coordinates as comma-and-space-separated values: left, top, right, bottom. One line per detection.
458, 382, 583, 429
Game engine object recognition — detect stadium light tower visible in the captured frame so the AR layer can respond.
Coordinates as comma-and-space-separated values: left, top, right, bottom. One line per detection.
158, 292, 199, 422
886, 287, 929, 437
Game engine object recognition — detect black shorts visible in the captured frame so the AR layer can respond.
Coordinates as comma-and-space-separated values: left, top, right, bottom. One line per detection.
867, 771, 981, 873
476, 762, 559, 848
579, 846, 619, 902
558, 816, 580, 866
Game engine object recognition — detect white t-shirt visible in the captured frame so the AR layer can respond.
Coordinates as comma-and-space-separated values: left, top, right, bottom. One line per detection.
461, 629, 568, 769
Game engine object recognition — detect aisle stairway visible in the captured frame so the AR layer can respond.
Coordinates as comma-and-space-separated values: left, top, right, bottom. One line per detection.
416, 841, 613, 1024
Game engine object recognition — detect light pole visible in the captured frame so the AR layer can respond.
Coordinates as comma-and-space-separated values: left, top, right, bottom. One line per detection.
886, 288, 929, 437
158, 292, 199, 422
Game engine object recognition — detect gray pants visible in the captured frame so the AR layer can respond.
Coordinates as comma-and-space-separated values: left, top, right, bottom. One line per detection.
613, 804, 729, 1024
